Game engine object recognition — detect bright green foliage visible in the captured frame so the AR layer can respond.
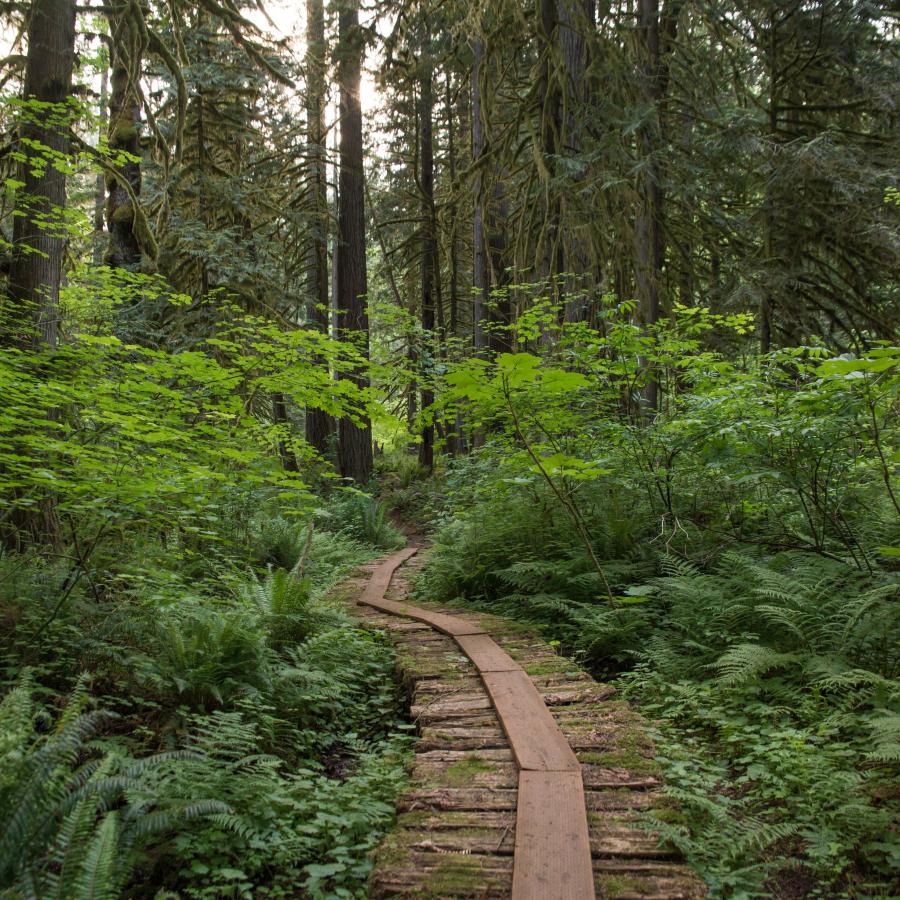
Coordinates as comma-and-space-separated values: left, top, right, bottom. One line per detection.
419, 298, 899, 895
0, 281, 373, 554
316, 493, 406, 551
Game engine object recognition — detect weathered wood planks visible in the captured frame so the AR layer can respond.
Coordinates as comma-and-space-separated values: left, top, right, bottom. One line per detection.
342, 545, 706, 899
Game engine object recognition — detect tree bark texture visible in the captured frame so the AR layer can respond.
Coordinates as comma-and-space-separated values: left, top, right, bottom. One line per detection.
105, 5, 143, 270
418, 43, 436, 471
471, 37, 487, 355
305, 0, 336, 454
336, 0, 373, 482
7, 0, 76, 350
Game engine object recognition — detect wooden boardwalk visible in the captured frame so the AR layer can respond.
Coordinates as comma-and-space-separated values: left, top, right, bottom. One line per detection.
344, 545, 705, 899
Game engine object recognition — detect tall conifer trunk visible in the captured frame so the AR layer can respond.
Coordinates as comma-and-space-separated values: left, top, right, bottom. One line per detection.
3, 0, 75, 550
634, 0, 665, 410
471, 37, 487, 355
7, 0, 76, 350
305, 0, 335, 454
418, 38, 436, 471
336, 0, 373, 482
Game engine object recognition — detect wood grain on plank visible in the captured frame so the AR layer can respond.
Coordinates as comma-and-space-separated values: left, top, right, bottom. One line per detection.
362, 596, 487, 636
513, 770, 595, 900
456, 632, 524, 672
481, 670, 581, 772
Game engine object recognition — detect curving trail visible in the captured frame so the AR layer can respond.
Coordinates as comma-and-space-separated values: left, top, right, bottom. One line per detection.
360, 546, 594, 900
347, 543, 706, 899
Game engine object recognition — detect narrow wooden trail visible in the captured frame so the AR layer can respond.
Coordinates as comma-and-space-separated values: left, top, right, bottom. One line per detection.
341, 544, 705, 899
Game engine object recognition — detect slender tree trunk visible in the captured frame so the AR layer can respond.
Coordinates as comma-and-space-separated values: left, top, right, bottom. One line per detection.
105, 4, 143, 269
487, 180, 511, 354
272, 394, 299, 471
633, 0, 665, 410
760, 9, 779, 354
538, 0, 563, 299
418, 41, 436, 471
445, 72, 459, 340
446, 70, 465, 454
336, 0, 373, 482
471, 37, 487, 355
305, 0, 335, 454
559, 0, 591, 322
93, 65, 109, 266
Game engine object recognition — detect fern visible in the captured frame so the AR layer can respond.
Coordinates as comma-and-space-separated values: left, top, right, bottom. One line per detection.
866, 712, 900, 763
713, 643, 802, 684
0, 678, 227, 898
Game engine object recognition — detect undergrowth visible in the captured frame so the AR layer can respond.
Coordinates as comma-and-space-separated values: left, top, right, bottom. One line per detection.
415, 341, 900, 898
0, 487, 412, 899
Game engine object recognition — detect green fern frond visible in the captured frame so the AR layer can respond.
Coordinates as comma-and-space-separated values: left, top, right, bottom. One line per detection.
713, 643, 802, 684
73, 811, 120, 900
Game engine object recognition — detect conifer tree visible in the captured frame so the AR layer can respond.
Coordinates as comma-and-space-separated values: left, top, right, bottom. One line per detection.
335, 0, 373, 482
6, 0, 76, 350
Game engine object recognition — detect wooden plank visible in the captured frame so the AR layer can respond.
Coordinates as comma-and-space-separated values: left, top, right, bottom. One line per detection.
399, 787, 518, 811
362, 596, 487, 636
512, 770, 595, 900
357, 546, 418, 606
480, 670, 580, 772
456, 632, 524, 672
349, 547, 694, 900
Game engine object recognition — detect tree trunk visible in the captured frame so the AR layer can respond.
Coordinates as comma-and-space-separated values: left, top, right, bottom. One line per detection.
633, 0, 665, 410
6, 0, 76, 350
446, 72, 459, 340
305, 0, 336, 454
3, 0, 75, 550
336, 0, 373, 483
446, 70, 465, 454
105, 4, 143, 270
93, 65, 108, 265
487, 180, 511, 355
538, 0, 563, 298
418, 41, 436, 472
559, 0, 591, 323
471, 36, 487, 355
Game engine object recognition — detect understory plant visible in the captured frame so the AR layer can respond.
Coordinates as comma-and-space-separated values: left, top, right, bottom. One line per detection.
0, 505, 412, 899
417, 300, 899, 896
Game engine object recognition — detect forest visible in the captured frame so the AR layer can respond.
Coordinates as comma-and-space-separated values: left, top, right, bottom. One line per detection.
0, 0, 897, 897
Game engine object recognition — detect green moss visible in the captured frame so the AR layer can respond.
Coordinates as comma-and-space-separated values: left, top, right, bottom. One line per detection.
651, 804, 689, 827
397, 810, 430, 828
558, 716, 595, 728
111, 122, 138, 145
426, 856, 504, 896
111, 201, 134, 224
523, 658, 576, 676
444, 755, 494, 786
598, 873, 645, 896
580, 748, 660, 775
370, 832, 413, 874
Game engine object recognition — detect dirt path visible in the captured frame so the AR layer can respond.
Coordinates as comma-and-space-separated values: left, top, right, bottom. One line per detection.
341, 544, 705, 899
